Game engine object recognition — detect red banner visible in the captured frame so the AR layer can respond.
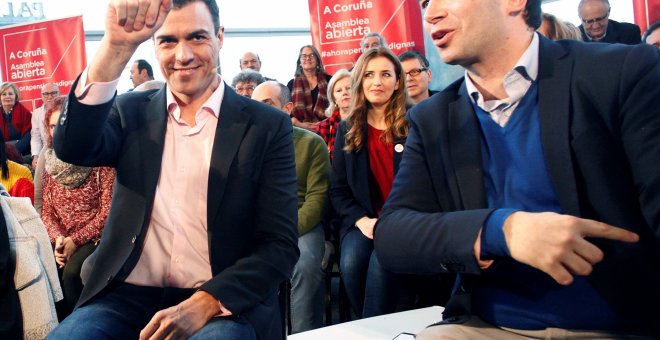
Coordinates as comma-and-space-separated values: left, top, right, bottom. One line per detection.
0, 16, 86, 111
633, 0, 660, 34
308, 0, 425, 75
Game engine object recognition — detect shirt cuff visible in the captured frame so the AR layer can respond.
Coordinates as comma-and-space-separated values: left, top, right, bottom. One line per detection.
75, 67, 120, 105
215, 299, 233, 317
481, 208, 517, 258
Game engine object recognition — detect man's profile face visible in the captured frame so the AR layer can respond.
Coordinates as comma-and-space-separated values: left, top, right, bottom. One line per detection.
362, 36, 382, 51
130, 62, 145, 87
154, 1, 223, 101
252, 83, 284, 110
421, 0, 504, 66
401, 58, 430, 100
579, 1, 610, 40
240, 52, 261, 71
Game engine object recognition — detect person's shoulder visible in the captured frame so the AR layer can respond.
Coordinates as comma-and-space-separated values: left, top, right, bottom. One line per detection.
408, 78, 464, 118
610, 19, 641, 32
7, 160, 32, 178
555, 38, 657, 67
294, 126, 325, 146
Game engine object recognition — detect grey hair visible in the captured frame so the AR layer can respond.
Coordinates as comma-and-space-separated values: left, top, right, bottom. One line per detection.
231, 69, 265, 88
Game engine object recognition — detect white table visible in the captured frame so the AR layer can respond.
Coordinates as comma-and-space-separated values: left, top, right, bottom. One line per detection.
288, 306, 444, 340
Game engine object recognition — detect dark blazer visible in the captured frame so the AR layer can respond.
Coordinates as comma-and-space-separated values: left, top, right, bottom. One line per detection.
580, 19, 641, 44
54, 79, 300, 340
375, 37, 660, 335
330, 120, 406, 242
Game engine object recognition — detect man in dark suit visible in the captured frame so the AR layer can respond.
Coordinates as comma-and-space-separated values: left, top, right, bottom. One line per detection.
47, 0, 299, 339
375, 0, 659, 338
578, 0, 641, 44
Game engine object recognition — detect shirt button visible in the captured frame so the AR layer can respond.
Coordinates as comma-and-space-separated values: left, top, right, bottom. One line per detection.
175, 257, 180, 263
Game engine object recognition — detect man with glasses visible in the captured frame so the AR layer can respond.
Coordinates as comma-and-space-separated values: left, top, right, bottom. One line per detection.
398, 51, 436, 104
231, 69, 264, 98
578, 0, 640, 44
30, 83, 59, 168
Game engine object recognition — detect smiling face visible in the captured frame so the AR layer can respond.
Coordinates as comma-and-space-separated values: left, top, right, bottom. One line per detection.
362, 56, 399, 109
154, 1, 222, 102
421, 0, 505, 66
299, 46, 318, 72
332, 76, 351, 112
1, 86, 17, 110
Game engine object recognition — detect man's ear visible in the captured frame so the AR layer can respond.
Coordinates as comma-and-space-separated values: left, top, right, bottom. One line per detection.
283, 102, 294, 114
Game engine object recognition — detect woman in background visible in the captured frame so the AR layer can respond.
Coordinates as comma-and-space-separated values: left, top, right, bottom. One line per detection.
0, 129, 32, 196
0, 82, 31, 156
287, 45, 332, 132
538, 13, 583, 41
318, 69, 351, 161
330, 47, 408, 318
36, 97, 115, 314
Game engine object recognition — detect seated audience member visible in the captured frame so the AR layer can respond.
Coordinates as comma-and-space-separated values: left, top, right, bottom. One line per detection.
0, 82, 31, 156
376, 0, 660, 338
37, 97, 115, 314
231, 69, 264, 98
360, 32, 387, 53
31, 83, 61, 169
330, 46, 409, 318
253, 81, 330, 333
0, 130, 33, 193
538, 13, 583, 40
47, 0, 299, 338
287, 45, 332, 132
398, 51, 436, 104
129, 59, 155, 89
578, 0, 640, 44
643, 21, 660, 48
239, 51, 274, 81
318, 69, 351, 161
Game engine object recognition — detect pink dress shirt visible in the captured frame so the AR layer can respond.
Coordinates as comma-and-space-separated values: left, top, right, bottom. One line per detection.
76, 70, 223, 288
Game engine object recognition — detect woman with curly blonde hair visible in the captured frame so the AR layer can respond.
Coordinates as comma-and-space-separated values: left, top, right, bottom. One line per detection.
330, 46, 409, 318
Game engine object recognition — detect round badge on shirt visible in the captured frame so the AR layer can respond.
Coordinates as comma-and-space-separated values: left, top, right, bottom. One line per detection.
394, 144, 404, 153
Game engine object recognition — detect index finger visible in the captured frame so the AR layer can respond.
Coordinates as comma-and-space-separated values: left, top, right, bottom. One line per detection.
145, 0, 171, 27
581, 220, 639, 243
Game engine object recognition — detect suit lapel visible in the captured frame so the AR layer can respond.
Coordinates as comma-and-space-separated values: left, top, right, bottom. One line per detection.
448, 86, 486, 210
538, 38, 580, 216
207, 86, 250, 225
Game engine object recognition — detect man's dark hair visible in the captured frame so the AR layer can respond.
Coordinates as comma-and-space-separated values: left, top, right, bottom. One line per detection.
135, 59, 154, 79
643, 21, 660, 43
173, 0, 220, 34
524, 0, 542, 29
398, 50, 430, 68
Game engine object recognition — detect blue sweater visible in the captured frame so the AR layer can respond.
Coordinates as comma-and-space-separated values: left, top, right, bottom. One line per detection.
472, 83, 620, 330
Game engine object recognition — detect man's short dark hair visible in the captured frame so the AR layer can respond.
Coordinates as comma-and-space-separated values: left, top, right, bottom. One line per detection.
135, 59, 154, 78
398, 50, 430, 68
524, 0, 542, 29
173, 0, 220, 34
643, 21, 660, 43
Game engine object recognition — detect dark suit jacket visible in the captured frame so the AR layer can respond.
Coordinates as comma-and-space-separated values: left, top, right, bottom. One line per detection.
375, 37, 660, 335
330, 121, 405, 242
54, 79, 300, 339
580, 19, 641, 44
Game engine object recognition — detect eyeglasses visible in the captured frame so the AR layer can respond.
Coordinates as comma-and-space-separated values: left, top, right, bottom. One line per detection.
235, 85, 256, 93
405, 68, 428, 77
300, 54, 315, 60
42, 91, 59, 97
581, 12, 609, 25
